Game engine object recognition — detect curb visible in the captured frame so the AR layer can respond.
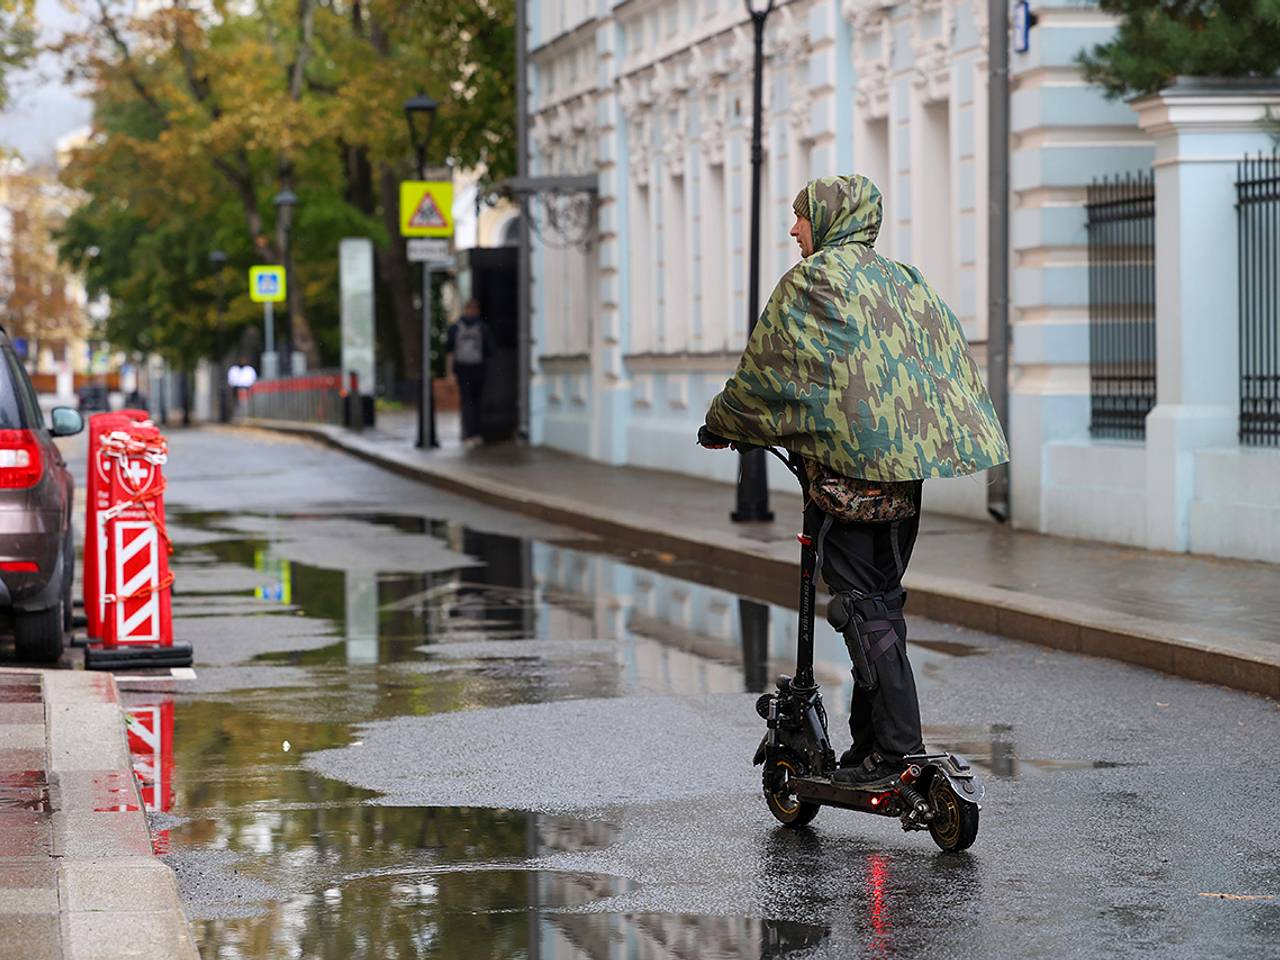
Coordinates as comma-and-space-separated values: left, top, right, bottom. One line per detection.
237, 420, 1279, 701
41, 670, 200, 960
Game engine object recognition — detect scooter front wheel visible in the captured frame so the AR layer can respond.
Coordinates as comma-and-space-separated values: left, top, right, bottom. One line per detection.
928, 777, 979, 852
763, 757, 821, 827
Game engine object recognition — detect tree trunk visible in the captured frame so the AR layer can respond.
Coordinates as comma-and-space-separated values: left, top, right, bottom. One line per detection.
378, 163, 420, 382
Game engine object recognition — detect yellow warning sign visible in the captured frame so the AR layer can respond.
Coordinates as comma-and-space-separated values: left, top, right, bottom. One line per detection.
400, 181, 454, 238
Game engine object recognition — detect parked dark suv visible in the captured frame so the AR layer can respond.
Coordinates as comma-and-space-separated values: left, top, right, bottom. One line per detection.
0, 327, 83, 662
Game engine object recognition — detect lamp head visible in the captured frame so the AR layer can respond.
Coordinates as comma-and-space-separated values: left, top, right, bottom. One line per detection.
209, 250, 228, 267
404, 90, 440, 158
272, 189, 299, 210
743, 0, 775, 15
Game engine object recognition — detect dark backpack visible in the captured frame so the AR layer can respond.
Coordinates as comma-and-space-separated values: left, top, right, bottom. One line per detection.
454, 320, 484, 366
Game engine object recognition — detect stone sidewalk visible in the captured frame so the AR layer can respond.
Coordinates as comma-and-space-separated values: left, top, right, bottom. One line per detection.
240, 416, 1280, 700
0, 670, 198, 960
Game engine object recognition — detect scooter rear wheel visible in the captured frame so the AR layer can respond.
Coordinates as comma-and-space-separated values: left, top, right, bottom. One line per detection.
764, 757, 820, 827
927, 777, 979, 852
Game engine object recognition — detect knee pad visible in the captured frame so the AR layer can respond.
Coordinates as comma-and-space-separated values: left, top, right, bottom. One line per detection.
826, 594, 855, 633
828, 592, 906, 661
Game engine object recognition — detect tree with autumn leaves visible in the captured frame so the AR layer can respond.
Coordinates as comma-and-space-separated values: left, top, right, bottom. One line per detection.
0, 0, 34, 113
55, 0, 513, 380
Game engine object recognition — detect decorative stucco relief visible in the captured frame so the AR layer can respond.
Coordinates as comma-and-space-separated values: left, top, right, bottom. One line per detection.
844, 0, 894, 119
910, 0, 956, 100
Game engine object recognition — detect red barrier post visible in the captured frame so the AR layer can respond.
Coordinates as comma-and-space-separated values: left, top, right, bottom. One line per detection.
84, 411, 149, 639
85, 423, 192, 669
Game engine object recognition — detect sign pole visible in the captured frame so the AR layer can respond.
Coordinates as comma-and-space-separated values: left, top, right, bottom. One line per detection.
400, 179, 452, 450
263, 301, 278, 380
419, 262, 438, 448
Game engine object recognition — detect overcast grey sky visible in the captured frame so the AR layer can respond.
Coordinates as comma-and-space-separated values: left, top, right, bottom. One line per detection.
0, 0, 92, 163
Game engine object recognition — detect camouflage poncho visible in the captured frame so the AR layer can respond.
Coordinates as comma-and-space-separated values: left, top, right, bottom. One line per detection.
705, 175, 1009, 482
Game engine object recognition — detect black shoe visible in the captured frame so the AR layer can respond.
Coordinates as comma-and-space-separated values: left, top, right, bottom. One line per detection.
831, 752, 903, 788
838, 746, 871, 769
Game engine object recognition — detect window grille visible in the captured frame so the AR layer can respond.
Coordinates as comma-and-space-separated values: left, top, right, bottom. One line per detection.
1236, 153, 1280, 447
1086, 174, 1157, 440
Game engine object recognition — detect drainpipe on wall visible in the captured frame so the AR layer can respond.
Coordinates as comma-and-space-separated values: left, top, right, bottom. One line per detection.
986, 0, 1011, 523
516, 0, 531, 442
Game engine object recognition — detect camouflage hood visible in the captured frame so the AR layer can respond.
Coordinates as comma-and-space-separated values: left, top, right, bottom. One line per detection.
704, 175, 1008, 482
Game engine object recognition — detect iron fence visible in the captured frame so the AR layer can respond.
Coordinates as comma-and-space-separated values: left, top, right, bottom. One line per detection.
1086, 173, 1157, 440
1237, 153, 1280, 447
245, 370, 347, 425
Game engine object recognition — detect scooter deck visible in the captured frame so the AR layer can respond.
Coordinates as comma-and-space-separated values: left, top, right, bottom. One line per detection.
792, 752, 978, 813
792, 776, 900, 815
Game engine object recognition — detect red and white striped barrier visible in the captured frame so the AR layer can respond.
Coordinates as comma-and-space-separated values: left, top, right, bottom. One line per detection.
85, 421, 191, 670
84, 410, 150, 639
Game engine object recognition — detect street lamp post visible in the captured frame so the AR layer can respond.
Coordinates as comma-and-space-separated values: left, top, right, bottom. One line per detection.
209, 250, 229, 422
734, 0, 776, 523
405, 90, 440, 450
272, 189, 300, 377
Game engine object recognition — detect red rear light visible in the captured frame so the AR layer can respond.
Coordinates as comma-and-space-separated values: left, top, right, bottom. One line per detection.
0, 561, 38, 573
0, 430, 42, 489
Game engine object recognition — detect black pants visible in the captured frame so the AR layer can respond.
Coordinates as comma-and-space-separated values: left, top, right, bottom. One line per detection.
455, 367, 485, 439
806, 486, 924, 760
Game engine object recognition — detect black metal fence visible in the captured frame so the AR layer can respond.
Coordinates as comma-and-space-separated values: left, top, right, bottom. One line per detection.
1086, 173, 1157, 440
1237, 153, 1280, 447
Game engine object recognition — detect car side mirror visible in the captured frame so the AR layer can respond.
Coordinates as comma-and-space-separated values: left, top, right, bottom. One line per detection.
49, 406, 84, 437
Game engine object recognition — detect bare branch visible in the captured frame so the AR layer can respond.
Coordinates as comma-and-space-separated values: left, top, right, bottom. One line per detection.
93, 0, 169, 128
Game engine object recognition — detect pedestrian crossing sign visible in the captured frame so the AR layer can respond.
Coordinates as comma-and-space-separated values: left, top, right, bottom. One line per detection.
249, 266, 287, 303
400, 181, 454, 238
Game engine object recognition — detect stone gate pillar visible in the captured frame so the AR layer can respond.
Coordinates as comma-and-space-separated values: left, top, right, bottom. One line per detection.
1133, 79, 1280, 552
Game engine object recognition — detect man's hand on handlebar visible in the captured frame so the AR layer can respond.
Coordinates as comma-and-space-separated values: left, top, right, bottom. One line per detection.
697, 425, 733, 449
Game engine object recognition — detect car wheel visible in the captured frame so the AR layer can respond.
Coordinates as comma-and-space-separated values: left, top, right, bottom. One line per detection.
15, 603, 65, 664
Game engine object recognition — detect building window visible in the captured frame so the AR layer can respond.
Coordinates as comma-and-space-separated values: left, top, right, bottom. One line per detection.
664, 172, 688, 352
858, 115, 891, 252
631, 181, 653, 353
917, 100, 953, 299
703, 162, 727, 351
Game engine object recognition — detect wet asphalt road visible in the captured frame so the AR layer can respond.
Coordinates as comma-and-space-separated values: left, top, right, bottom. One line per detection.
68, 428, 1280, 959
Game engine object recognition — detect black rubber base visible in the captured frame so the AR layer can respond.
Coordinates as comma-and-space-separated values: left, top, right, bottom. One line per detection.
84, 641, 193, 670
71, 612, 88, 629
68, 632, 89, 648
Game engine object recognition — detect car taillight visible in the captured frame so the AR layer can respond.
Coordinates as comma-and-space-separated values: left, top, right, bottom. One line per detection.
0, 430, 42, 489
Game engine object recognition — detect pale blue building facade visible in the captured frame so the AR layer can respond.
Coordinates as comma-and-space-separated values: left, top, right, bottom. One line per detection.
524, 2, 1280, 562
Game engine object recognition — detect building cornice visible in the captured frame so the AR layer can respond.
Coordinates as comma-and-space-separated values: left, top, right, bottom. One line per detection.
1131, 80, 1280, 139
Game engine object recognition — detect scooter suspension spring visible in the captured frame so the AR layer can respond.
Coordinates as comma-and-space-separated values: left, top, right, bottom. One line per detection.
898, 781, 930, 822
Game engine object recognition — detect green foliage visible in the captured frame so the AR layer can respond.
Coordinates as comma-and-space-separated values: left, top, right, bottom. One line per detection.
55, 0, 515, 369
1078, 0, 1280, 99
0, 0, 35, 113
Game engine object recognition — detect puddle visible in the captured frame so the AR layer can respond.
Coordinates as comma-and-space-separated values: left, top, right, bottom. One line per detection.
190, 862, 829, 960
140, 506, 1123, 955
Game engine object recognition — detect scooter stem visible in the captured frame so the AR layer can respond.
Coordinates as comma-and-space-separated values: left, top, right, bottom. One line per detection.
795, 534, 817, 688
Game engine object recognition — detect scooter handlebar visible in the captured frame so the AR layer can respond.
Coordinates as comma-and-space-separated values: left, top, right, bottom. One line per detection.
697, 425, 769, 452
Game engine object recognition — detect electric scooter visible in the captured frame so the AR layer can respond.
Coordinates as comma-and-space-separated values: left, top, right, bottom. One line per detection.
723, 440, 984, 851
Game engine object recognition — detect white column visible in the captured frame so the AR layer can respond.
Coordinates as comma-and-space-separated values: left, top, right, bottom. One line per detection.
1133, 81, 1280, 551
592, 24, 629, 464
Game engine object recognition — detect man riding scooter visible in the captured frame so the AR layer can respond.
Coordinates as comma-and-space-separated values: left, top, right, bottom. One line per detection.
699, 175, 1008, 789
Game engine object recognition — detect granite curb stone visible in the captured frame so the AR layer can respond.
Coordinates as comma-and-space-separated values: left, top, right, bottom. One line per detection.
0, 669, 199, 960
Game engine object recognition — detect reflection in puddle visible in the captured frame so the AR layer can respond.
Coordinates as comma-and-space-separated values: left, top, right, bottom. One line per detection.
147, 508, 1110, 957
194, 861, 828, 960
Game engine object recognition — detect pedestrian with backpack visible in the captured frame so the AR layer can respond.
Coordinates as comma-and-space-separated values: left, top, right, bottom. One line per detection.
445, 298, 495, 448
